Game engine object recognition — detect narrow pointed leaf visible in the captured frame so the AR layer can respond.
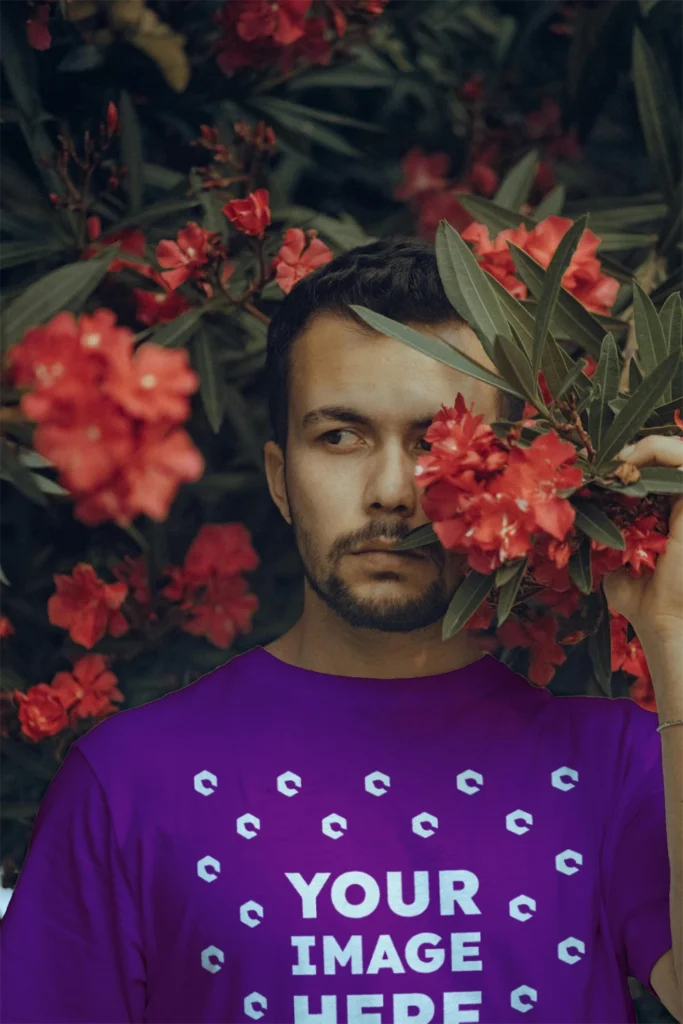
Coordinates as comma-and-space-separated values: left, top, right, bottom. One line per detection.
435, 220, 511, 359
587, 587, 613, 696
573, 501, 625, 549
349, 306, 523, 398
632, 281, 667, 378
119, 91, 143, 213
193, 329, 224, 434
508, 243, 605, 357
151, 307, 204, 348
635, 467, 683, 494
533, 185, 565, 219
496, 557, 528, 626
493, 334, 541, 408
442, 570, 496, 640
594, 347, 682, 471
2, 249, 117, 353
587, 333, 620, 449
496, 558, 526, 587
569, 535, 593, 594
454, 193, 535, 236
632, 27, 681, 198
659, 292, 683, 403
555, 358, 589, 400
494, 149, 539, 211
392, 523, 440, 552
532, 215, 589, 376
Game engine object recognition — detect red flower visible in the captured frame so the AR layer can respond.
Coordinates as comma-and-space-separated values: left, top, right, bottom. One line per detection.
13, 684, 68, 742
236, 0, 311, 44
103, 343, 200, 423
465, 162, 498, 197
179, 574, 259, 648
26, 4, 51, 50
461, 215, 619, 315
83, 227, 156, 278
156, 222, 215, 290
460, 220, 529, 298
272, 228, 333, 294
50, 654, 124, 726
395, 148, 450, 201
182, 523, 260, 582
459, 73, 484, 102
105, 102, 120, 137
496, 610, 567, 687
47, 563, 130, 649
0, 615, 15, 639
86, 216, 102, 241
223, 188, 271, 237
133, 289, 192, 326
416, 190, 473, 241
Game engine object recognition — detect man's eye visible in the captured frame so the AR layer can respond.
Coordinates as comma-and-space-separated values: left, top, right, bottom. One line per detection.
321, 429, 355, 445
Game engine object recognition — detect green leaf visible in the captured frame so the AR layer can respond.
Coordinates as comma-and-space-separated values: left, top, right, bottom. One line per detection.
349, 306, 523, 398
569, 535, 593, 594
435, 220, 511, 361
495, 559, 526, 587
442, 570, 496, 640
572, 501, 625, 549
531, 214, 589, 377
119, 91, 143, 214
493, 149, 539, 211
659, 292, 683, 402
150, 307, 204, 348
222, 382, 264, 468
587, 587, 613, 697
657, 182, 682, 256
635, 466, 683, 494
594, 347, 682, 471
496, 557, 528, 626
392, 523, 440, 553
632, 281, 668, 379
587, 333, 620, 450
248, 96, 383, 132
632, 27, 681, 199
0, 240, 66, 270
533, 185, 565, 220
453, 193, 535, 236
485, 273, 535, 358
582, 201, 669, 232
595, 231, 659, 252
493, 333, 543, 409
249, 98, 362, 157
193, 329, 224, 433
0, 441, 48, 506
555, 358, 589, 400
1, 249, 117, 354
508, 243, 606, 358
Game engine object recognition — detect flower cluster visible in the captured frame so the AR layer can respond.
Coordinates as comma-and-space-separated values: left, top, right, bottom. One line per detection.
11, 654, 124, 743
461, 215, 619, 316
4, 309, 205, 527
414, 393, 672, 689
270, 228, 333, 293
46, 102, 126, 217
214, 0, 388, 75
397, 96, 582, 241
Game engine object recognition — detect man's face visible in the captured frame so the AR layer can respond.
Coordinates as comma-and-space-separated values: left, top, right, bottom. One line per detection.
264, 313, 500, 633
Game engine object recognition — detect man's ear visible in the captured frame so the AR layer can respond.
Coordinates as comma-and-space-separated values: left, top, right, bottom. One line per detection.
263, 440, 291, 524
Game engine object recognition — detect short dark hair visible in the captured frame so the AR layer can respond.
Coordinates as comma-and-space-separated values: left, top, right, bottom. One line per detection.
265, 236, 524, 453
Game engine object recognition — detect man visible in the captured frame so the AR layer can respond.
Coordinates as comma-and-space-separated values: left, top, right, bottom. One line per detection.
0, 238, 678, 1024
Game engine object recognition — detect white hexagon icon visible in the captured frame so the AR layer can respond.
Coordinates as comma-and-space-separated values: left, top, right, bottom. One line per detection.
365, 771, 390, 796
456, 769, 483, 795
412, 812, 438, 837
509, 895, 536, 922
277, 771, 302, 796
237, 813, 261, 838
558, 936, 585, 964
240, 900, 264, 927
551, 766, 579, 791
197, 855, 221, 882
322, 813, 347, 838
201, 944, 224, 973
556, 849, 583, 875
194, 770, 218, 796
510, 985, 537, 1013
245, 992, 268, 1020
506, 809, 533, 835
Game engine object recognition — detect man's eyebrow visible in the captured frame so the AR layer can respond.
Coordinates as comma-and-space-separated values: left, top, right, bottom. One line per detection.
301, 406, 437, 430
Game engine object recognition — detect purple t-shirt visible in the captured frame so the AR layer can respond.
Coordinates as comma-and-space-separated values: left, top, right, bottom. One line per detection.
0, 647, 672, 1024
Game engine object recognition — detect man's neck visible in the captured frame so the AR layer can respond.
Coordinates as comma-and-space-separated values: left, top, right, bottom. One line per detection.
265, 618, 487, 679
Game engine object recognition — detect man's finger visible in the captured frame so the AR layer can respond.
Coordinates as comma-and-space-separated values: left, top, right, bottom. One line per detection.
617, 435, 683, 467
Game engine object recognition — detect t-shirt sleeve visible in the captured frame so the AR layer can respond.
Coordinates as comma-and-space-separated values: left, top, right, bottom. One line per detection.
0, 743, 146, 1023
602, 700, 673, 999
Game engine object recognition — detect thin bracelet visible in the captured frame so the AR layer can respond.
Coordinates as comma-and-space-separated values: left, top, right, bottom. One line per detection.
656, 719, 683, 733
